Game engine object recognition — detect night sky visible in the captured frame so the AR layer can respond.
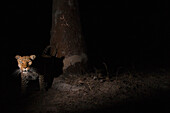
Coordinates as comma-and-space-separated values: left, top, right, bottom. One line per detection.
2, 0, 170, 73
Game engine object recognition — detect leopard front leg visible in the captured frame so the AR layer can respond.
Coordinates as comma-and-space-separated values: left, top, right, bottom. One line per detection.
21, 73, 28, 94
39, 74, 46, 91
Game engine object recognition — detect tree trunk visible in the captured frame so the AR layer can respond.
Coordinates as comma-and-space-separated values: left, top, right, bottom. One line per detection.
50, 0, 88, 74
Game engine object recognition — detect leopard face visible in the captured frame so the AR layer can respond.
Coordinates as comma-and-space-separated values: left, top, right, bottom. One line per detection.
15, 55, 36, 73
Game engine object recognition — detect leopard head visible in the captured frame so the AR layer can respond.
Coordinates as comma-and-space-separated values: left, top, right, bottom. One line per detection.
15, 55, 36, 73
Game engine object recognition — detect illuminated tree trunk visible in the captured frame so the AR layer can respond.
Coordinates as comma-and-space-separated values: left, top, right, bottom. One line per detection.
50, 0, 88, 74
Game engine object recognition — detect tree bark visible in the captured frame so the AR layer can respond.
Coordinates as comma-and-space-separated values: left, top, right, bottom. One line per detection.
50, 0, 88, 74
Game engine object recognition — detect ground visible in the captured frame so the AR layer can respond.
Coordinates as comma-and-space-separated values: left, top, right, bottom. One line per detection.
2, 67, 170, 113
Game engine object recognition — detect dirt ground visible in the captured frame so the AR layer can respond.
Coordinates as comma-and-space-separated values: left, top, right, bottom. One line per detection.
1, 68, 170, 113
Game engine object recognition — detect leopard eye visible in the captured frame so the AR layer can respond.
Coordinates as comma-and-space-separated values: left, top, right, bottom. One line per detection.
19, 61, 22, 63
28, 61, 32, 65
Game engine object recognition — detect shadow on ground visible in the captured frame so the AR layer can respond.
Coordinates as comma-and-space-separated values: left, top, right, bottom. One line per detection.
1, 70, 170, 113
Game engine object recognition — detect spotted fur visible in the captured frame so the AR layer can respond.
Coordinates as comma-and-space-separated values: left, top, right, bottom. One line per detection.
15, 55, 45, 93
15, 55, 64, 94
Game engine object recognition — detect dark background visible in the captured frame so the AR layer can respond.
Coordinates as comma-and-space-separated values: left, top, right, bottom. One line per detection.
1, 0, 170, 77
79, 0, 169, 69
1, 0, 170, 112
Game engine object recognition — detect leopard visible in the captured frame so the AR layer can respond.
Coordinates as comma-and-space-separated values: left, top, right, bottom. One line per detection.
15, 54, 64, 94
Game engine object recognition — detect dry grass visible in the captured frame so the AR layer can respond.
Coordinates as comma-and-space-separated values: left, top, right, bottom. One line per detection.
4, 70, 170, 113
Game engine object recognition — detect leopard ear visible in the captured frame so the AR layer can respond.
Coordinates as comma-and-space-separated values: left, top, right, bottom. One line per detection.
15, 55, 21, 59
30, 55, 36, 60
